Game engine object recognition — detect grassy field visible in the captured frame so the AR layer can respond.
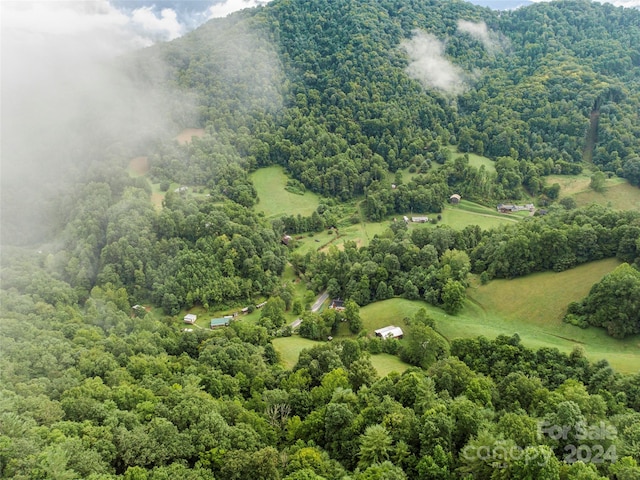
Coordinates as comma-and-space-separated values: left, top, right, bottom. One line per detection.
573, 182, 640, 212
548, 173, 640, 212
251, 166, 322, 219
355, 259, 640, 374
447, 146, 497, 174
293, 199, 520, 256
437, 200, 521, 230
272, 336, 410, 376
370, 354, 411, 377
272, 337, 319, 369
293, 221, 391, 255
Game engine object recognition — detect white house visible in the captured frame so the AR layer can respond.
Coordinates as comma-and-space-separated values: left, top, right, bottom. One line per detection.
374, 325, 404, 339
183, 314, 197, 324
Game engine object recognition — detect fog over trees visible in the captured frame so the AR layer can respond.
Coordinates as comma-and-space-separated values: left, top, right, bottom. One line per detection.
2, 0, 640, 478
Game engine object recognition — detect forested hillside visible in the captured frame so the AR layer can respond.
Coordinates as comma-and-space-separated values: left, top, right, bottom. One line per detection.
144, 0, 640, 205
2, 0, 640, 478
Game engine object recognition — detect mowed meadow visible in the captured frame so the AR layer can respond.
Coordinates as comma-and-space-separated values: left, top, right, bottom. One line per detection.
272, 336, 411, 377
549, 172, 640, 212
251, 166, 321, 219
348, 258, 639, 374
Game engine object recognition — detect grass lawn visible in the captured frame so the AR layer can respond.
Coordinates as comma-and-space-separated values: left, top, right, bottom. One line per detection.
272, 336, 411, 376
359, 298, 426, 333
370, 354, 411, 377
436, 200, 521, 230
357, 259, 640, 374
251, 166, 321, 219
461, 258, 640, 374
272, 337, 319, 369
549, 173, 640, 212
293, 221, 391, 255
573, 182, 640, 212
468, 258, 621, 328
447, 146, 496, 174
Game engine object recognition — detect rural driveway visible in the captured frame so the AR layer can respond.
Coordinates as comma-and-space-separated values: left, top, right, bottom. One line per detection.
290, 290, 328, 328
311, 290, 329, 312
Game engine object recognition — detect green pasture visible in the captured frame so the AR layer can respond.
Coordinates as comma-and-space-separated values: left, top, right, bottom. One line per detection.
251, 166, 322, 218
293, 199, 521, 256
293, 220, 391, 255
370, 354, 411, 377
573, 181, 640, 212
468, 258, 621, 328
357, 259, 640, 374
272, 336, 319, 369
548, 173, 640, 212
272, 336, 410, 376
447, 146, 496, 174
434, 200, 521, 230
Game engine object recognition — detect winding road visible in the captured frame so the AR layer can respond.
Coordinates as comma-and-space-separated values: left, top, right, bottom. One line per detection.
290, 290, 329, 328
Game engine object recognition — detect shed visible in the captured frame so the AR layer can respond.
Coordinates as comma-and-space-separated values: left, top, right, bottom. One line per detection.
450, 194, 461, 204
210, 317, 230, 329
411, 216, 429, 223
374, 325, 404, 339
183, 314, 197, 324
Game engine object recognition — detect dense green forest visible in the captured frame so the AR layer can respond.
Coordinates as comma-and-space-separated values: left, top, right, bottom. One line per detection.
2, 0, 640, 478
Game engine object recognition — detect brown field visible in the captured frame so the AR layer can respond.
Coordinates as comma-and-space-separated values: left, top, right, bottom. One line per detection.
128, 156, 149, 176
176, 128, 205, 144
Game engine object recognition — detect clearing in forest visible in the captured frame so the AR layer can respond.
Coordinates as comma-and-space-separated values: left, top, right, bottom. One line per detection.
127, 156, 149, 176
436, 200, 521, 230
251, 166, 321, 218
175, 128, 205, 144
356, 259, 640, 374
447, 146, 497, 174
550, 173, 640, 212
272, 336, 410, 376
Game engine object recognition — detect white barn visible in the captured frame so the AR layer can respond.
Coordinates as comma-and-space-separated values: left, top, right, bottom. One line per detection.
374, 325, 404, 339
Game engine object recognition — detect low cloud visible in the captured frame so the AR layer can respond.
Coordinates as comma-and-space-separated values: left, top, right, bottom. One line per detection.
130, 6, 184, 42
457, 19, 505, 53
402, 30, 470, 96
207, 0, 272, 19
0, 1, 196, 244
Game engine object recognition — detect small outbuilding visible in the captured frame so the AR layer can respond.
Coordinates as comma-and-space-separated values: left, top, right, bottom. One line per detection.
184, 314, 197, 324
411, 216, 429, 223
210, 317, 230, 329
374, 325, 404, 339
330, 299, 345, 311
450, 194, 461, 204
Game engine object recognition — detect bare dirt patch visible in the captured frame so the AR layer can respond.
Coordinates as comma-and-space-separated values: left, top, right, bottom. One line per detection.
176, 128, 205, 145
151, 192, 165, 211
128, 156, 149, 176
